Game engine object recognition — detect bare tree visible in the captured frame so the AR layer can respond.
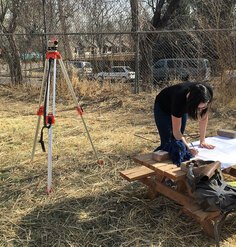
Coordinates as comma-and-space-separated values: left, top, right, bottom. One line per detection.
71, 0, 131, 54
29, 0, 76, 59
0, 0, 23, 84
57, 0, 73, 59
17, 0, 45, 54
130, 0, 181, 84
191, 0, 236, 72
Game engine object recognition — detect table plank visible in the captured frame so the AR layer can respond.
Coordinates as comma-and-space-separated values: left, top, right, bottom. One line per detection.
133, 153, 172, 166
120, 166, 155, 182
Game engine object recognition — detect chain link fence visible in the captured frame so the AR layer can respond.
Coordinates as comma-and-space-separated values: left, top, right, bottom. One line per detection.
0, 29, 236, 91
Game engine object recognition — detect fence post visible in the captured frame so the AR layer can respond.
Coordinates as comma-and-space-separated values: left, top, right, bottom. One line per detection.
134, 31, 140, 94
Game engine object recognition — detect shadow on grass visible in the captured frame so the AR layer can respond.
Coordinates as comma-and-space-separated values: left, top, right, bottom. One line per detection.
13, 184, 235, 247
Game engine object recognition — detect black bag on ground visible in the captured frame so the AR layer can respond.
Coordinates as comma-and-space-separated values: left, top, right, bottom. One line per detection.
181, 160, 236, 212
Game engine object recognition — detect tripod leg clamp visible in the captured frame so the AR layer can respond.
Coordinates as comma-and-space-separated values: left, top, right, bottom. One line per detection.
76, 106, 84, 116
37, 106, 44, 116
46, 113, 55, 125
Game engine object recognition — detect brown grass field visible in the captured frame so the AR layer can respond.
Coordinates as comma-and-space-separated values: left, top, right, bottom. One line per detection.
0, 78, 236, 247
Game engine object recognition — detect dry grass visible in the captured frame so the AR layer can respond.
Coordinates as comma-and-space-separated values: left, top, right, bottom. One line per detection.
0, 78, 236, 247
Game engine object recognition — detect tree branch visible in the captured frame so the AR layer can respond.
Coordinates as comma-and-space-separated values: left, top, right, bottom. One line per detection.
160, 0, 181, 28
152, 0, 165, 28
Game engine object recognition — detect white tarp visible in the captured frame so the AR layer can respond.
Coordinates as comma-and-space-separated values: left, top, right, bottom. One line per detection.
192, 136, 236, 169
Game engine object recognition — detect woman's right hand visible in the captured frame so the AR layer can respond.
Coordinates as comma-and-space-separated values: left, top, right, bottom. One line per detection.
189, 148, 199, 157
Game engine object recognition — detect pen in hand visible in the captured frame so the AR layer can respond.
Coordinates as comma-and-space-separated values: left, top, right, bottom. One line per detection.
189, 142, 199, 156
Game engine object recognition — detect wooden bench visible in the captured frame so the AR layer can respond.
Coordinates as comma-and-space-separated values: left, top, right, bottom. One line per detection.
120, 165, 158, 199
120, 165, 155, 182
120, 153, 236, 246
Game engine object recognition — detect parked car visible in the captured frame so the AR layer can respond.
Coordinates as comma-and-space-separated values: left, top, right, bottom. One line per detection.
153, 58, 211, 84
96, 66, 135, 83
70, 60, 93, 79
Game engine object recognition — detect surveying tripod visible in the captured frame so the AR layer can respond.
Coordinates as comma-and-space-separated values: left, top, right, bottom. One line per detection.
31, 39, 101, 193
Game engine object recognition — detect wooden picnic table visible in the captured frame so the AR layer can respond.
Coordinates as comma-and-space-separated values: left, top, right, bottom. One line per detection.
120, 153, 236, 246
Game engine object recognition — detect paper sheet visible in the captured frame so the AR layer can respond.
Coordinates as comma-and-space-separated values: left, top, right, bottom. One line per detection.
191, 136, 236, 169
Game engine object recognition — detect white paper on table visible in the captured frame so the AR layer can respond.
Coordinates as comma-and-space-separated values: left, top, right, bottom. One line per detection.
191, 136, 236, 169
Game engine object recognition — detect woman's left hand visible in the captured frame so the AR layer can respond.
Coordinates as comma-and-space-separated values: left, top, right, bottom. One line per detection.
200, 141, 215, 149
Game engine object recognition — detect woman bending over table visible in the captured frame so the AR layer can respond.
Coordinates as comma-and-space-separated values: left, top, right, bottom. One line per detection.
154, 81, 215, 157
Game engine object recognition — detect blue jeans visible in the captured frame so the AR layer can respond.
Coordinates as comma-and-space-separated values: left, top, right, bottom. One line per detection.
154, 102, 187, 150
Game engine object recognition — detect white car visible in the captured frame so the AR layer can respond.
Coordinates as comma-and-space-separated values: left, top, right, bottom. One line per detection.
70, 61, 93, 79
96, 66, 135, 83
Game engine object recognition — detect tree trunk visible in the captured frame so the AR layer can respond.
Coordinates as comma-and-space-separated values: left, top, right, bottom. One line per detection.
4, 34, 23, 85
139, 34, 155, 87
0, 0, 23, 84
57, 0, 72, 60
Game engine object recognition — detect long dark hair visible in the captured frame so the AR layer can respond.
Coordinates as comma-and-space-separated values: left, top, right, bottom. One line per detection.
186, 83, 213, 120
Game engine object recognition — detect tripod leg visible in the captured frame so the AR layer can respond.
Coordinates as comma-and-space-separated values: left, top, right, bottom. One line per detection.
47, 125, 53, 193
47, 58, 57, 193
58, 59, 100, 162
31, 59, 48, 161
58, 59, 78, 105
